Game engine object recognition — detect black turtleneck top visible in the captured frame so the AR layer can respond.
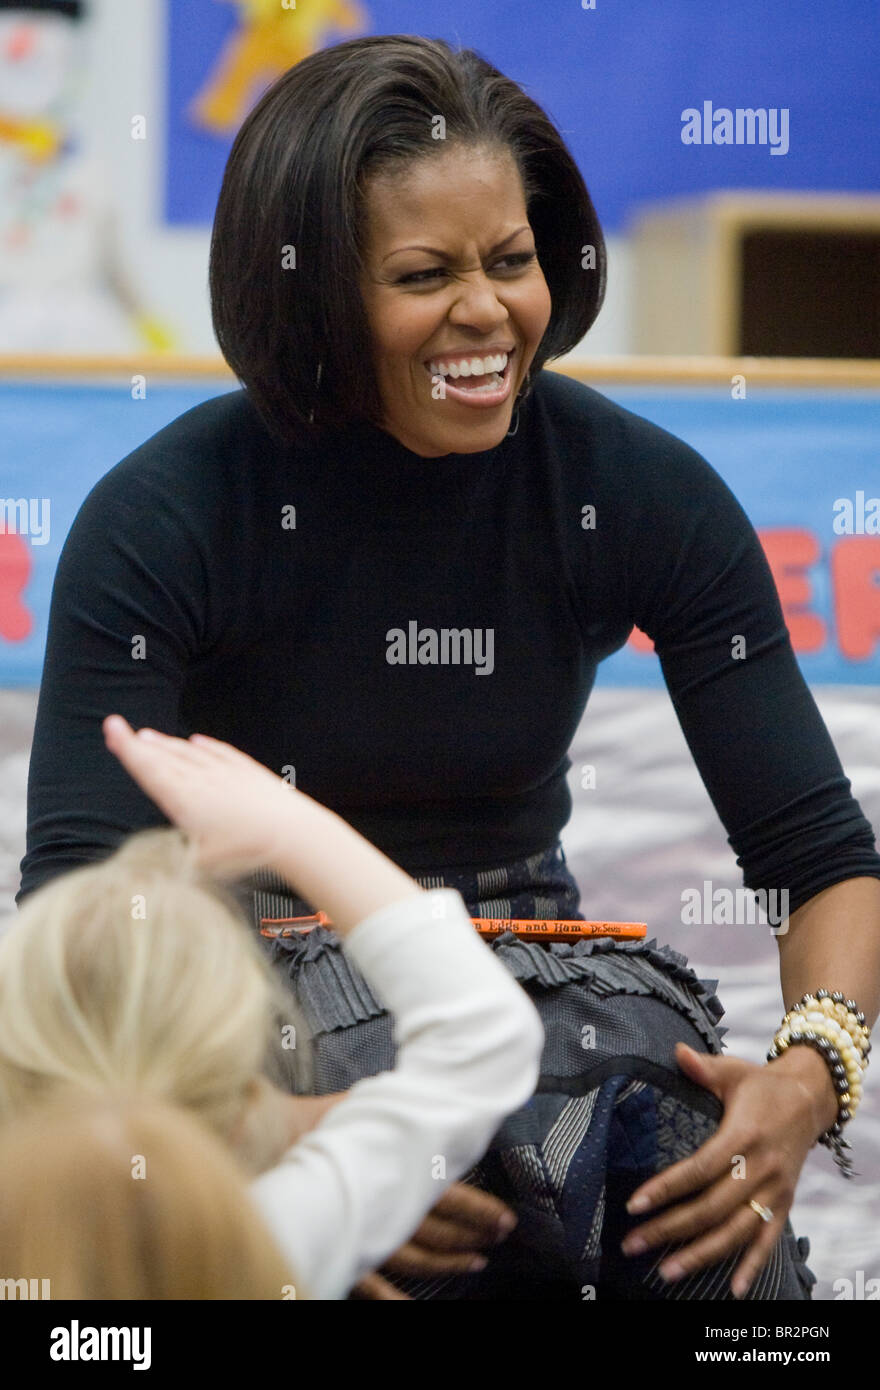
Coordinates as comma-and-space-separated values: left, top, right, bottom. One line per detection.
17, 369, 880, 915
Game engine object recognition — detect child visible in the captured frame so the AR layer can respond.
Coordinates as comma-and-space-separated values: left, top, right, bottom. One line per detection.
0, 714, 543, 1299
0, 1090, 299, 1300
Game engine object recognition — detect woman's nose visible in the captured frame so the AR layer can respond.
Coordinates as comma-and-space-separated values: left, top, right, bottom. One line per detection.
447, 272, 510, 331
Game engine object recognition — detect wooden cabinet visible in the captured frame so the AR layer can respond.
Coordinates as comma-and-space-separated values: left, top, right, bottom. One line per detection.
631, 193, 880, 357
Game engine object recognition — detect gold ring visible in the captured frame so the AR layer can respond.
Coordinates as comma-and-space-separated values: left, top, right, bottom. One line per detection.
748, 1199, 773, 1223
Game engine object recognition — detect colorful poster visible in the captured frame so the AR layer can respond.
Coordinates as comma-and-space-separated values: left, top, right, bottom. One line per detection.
165, 0, 880, 230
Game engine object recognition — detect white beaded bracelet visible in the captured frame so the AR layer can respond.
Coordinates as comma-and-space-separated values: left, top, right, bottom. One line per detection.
767, 990, 872, 1178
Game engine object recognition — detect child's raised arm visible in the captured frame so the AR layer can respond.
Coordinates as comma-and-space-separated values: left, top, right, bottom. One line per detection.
103, 713, 545, 1300
102, 715, 420, 933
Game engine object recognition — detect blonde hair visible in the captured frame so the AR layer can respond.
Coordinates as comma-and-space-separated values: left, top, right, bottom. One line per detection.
0, 828, 308, 1168
0, 1089, 303, 1299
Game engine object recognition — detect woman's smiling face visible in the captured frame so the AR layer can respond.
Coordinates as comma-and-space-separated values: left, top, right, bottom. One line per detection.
358, 144, 552, 457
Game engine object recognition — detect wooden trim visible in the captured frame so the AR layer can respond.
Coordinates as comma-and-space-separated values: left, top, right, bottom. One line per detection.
0, 355, 237, 378
0, 353, 879, 388
632, 191, 880, 229
555, 357, 880, 387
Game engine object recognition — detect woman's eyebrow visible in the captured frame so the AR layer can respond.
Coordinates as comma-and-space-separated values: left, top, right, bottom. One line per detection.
381, 226, 532, 263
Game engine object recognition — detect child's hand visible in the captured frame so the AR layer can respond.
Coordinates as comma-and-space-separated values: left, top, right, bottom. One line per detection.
102, 714, 296, 879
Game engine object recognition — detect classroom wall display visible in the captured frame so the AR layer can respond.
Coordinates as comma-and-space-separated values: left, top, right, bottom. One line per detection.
1, 376, 877, 687
0, 2, 174, 353
165, 0, 880, 232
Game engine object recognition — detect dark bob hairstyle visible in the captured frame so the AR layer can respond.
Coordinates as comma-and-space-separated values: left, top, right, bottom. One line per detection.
210, 34, 606, 445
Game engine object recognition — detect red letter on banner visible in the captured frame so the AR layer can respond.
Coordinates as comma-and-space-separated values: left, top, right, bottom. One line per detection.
758, 529, 825, 653
831, 537, 880, 661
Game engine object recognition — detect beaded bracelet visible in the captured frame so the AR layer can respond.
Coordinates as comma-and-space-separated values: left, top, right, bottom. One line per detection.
800, 990, 870, 1059
767, 990, 871, 1179
782, 1008, 866, 1114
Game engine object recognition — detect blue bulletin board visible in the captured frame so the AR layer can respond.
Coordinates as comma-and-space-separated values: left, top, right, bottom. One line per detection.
165, 0, 880, 232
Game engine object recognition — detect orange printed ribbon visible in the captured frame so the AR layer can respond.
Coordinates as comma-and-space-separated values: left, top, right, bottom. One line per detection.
260, 911, 647, 943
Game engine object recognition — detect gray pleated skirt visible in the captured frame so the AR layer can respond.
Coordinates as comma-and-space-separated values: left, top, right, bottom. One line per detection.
245, 841, 815, 1300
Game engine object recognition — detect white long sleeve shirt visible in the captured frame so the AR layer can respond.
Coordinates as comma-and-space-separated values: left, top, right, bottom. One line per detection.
249, 888, 545, 1300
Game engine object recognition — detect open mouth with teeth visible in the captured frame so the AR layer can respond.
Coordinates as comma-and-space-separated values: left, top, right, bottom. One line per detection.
424, 350, 513, 393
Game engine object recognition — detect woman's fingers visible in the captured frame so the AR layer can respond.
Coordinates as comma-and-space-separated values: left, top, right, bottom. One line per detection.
656, 1195, 785, 1292
426, 1183, 517, 1245
407, 1210, 512, 1255
730, 1212, 786, 1299
626, 1060, 755, 1218
626, 1125, 749, 1219
367, 1180, 517, 1278
408, 1212, 490, 1254
380, 1241, 488, 1277
623, 1186, 726, 1255
349, 1272, 411, 1300
655, 1196, 782, 1283
623, 1146, 780, 1254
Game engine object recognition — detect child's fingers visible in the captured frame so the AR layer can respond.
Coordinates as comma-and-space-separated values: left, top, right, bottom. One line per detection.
102, 713, 135, 741
112, 747, 195, 802
105, 716, 220, 775
190, 732, 270, 775
111, 733, 200, 782
141, 734, 221, 773
106, 716, 263, 778
105, 718, 281, 829
104, 715, 187, 756
144, 727, 259, 775
102, 718, 288, 876
188, 732, 238, 756
104, 722, 213, 812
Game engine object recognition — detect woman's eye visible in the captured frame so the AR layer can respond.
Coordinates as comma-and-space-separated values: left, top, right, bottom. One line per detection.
397, 250, 537, 286
398, 268, 446, 285
495, 251, 538, 271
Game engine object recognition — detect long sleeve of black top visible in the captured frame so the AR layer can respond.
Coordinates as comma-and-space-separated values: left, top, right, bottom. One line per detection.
17, 369, 880, 918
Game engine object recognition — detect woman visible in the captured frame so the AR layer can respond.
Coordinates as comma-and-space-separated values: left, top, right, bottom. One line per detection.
18, 35, 880, 1299
2, 716, 544, 1300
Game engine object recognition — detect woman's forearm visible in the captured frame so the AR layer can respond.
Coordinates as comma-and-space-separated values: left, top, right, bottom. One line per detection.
772, 875, 880, 1134
265, 792, 423, 936
776, 876, 880, 1025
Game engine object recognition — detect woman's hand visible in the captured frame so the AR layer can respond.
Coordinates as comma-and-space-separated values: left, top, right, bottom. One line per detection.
352, 1182, 518, 1298
621, 1041, 836, 1298
102, 714, 296, 879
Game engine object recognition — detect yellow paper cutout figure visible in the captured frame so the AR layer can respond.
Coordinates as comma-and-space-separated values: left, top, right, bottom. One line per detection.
192, 0, 367, 135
